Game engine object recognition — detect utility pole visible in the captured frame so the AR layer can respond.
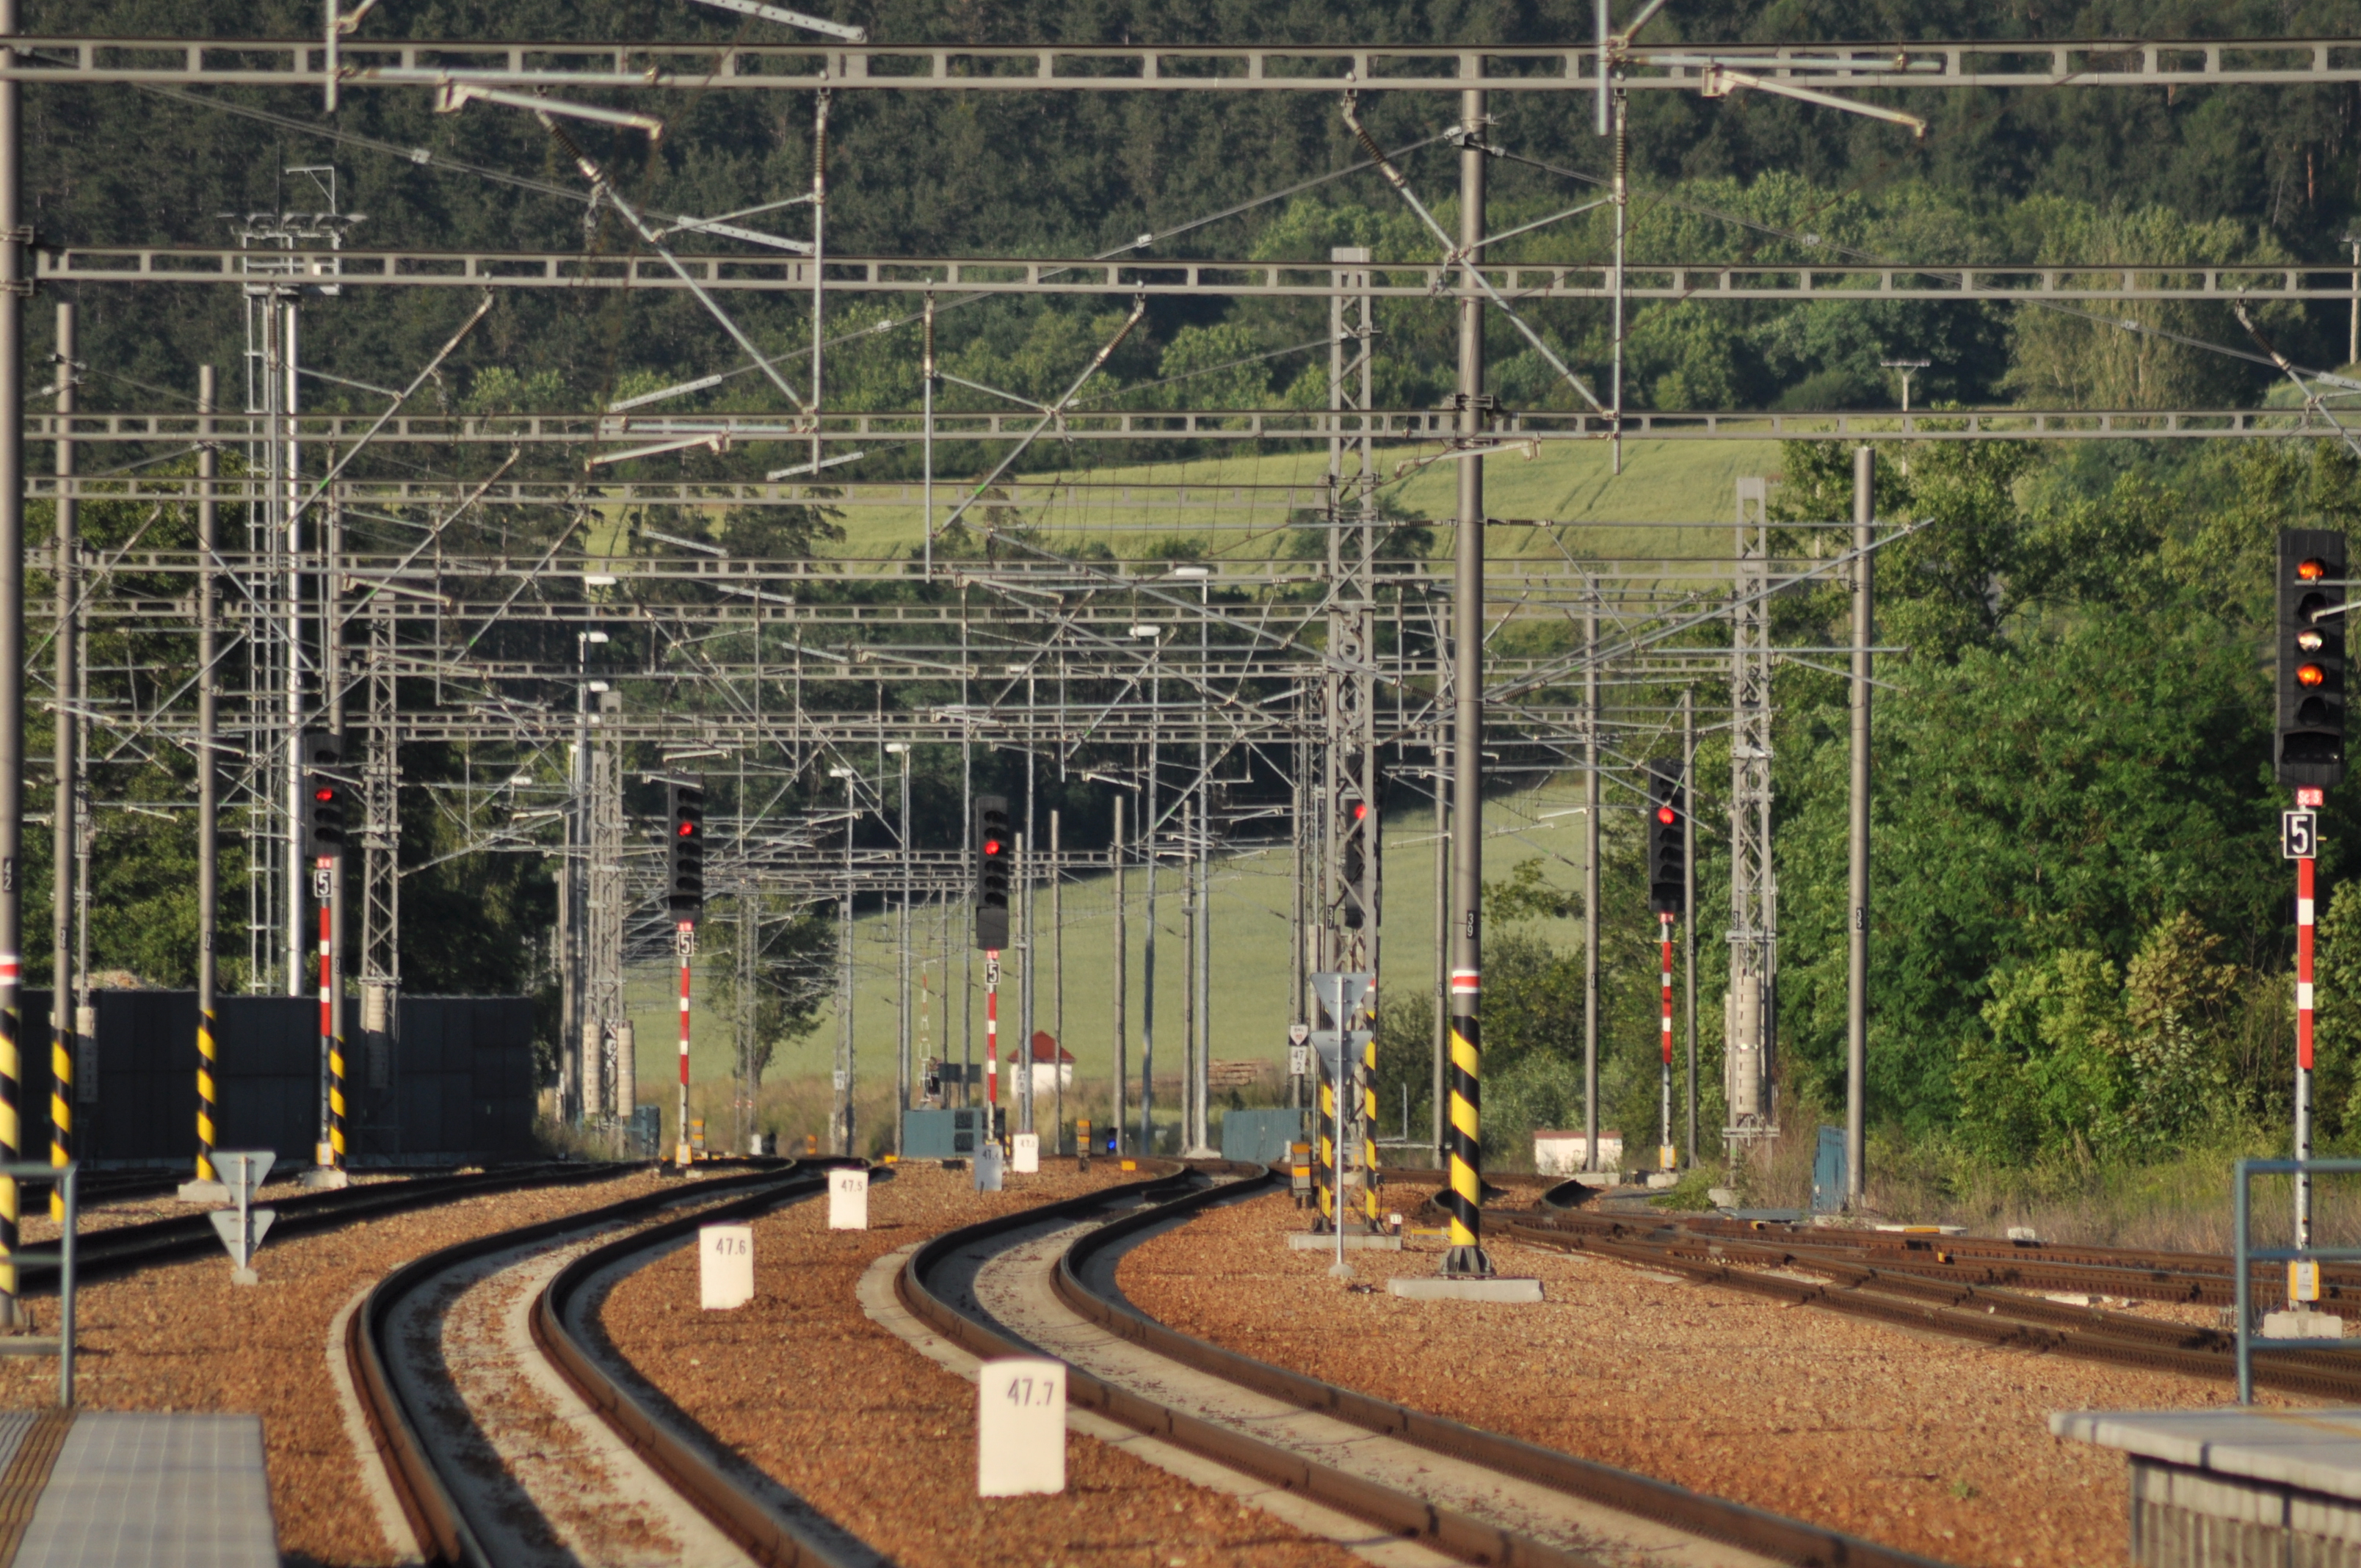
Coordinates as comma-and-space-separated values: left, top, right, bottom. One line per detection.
1441, 84, 1491, 1280
1111, 794, 1125, 1158
194, 364, 220, 1190
1051, 807, 1064, 1152
2344, 231, 2360, 366
1583, 608, 1600, 1170
48, 301, 74, 1194
1846, 447, 1874, 1209
1682, 686, 1697, 1167
833, 763, 855, 1155
890, 741, 910, 1155
1879, 357, 1930, 414
1432, 728, 1448, 1169
0, 0, 26, 1325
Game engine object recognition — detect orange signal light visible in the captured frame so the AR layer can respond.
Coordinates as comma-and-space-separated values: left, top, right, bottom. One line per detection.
2300, 662, 2329, 688
2302, 557, 2332, 581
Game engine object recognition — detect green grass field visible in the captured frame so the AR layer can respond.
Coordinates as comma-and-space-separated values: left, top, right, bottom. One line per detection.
628, 785, 1596, 1150
827, 438, 1774, 562
617, 435, 1750, 1148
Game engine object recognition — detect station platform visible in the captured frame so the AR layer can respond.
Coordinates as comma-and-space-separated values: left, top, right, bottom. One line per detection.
2053, 1406, 2361, 1568
0, 1409, 275, 1567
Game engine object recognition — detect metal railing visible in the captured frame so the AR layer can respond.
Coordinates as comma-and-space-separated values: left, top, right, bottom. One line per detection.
0, 1163, 76, 1406
2234, 1157, 2361, 1402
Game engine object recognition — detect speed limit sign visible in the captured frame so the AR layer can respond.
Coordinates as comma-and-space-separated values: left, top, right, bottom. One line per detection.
2285, 809, 2320, 860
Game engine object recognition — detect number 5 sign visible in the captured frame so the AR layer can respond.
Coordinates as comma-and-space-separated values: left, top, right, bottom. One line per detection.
2285, 809, 2321, 860
977, 1357, 1065, 1495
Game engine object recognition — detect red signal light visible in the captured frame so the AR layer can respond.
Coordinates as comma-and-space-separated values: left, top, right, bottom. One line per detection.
983, 838, 1002, 855
313, 787, 336, 802
2302, 557, 2332, 581
677, 821, 696, 837
1350, 801, 1368, 821
1656, 805, 1677, 825
2301, 663, 2329, 688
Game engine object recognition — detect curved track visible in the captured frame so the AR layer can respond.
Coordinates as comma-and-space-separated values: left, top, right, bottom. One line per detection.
900, 1158, 1945, 1568
1503, 1201, 2361, 1404
20, 1158, 648, 1291
350, 1160, 885, 1568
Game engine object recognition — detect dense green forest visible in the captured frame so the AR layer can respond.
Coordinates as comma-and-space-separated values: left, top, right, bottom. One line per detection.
25, 1, 2361, 1179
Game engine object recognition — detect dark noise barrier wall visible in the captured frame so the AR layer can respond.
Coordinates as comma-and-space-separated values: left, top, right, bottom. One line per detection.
18, 990, 537, 1168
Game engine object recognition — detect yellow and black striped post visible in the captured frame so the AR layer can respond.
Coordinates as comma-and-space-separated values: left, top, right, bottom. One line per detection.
0, 959, 19, 1318
195, 1005, 217, 1183
1314, 1070, 1336, 1232
1442, 968, 1490, 1276
319, 879, 345, 1170
46, 1013, 65, 1221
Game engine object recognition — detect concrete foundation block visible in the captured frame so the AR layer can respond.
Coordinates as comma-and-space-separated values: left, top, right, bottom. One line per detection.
1385, 1276, 1544, 1303
2263, 1310, 2347, 1340
1287, 1233, 1402, 1251
297, 1167, 349, 1191
1643, 1172, 1680, 1189
175, 1180, 228, 1204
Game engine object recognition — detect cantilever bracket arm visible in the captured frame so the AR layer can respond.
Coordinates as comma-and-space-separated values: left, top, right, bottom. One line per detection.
1699, 65, 1928, 139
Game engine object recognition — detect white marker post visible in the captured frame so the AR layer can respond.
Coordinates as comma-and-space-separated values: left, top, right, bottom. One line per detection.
827, 1168, 870, 1230
973, 1141, 1004, 1191
1010, 1133, 1039, 1174
977, 1357, 1065, 1496
699, 1223, 754, 1309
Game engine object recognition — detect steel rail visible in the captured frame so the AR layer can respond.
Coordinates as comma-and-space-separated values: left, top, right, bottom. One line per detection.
1054, 1170, 1950, 1568
9, 1158, 631, 1291
532, 1158, 888, 1568
348, 1159, 819, 1568
1501, 1216, 2361, 1405
899, 1158, 1945, 1568
10, 35, 2361, 92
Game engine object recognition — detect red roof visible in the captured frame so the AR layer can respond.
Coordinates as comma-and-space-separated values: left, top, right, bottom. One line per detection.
1029, 1031, 1075, 1064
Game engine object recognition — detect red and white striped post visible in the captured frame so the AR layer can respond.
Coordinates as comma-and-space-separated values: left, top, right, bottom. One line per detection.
675, 920, 694, 1167
2296, 785, 2323, 1285
984, 950, 1001, 1145
1658, 912, 1676, 1172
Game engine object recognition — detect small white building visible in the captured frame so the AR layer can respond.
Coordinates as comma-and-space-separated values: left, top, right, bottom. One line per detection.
1533, 1129, 1622, 1176
1026, 1031, 1076, 1096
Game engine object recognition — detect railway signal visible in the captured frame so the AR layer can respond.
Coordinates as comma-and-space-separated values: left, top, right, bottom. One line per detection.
975, 795, 1011, 1135
1647, 760, 1686, 1173
974, 795, 1012, 951
1337, 791, 1370, 929
300, 731, 346, 859
300, 731, 349, 1183
667, 776, 705, 1169
2277, 531, 2346, 788
1646, 761, 1686, 918
667, 778, 706, 919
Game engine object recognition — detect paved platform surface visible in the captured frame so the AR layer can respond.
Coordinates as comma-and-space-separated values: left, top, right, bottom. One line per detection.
0, 1411, 275, 1568
2053, 1407, 2361, 1500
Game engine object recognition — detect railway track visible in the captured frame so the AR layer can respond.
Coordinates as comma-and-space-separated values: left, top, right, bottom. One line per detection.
12, 1158, 661, 1291
1501, 1204, 2361, 1404
898, 1157, 1947, 1568
349, 1158, 886, 1568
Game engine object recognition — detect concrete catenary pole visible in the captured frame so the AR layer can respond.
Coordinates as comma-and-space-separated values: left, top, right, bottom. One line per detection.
48, 302, 73, 1196
1846, 447, 1874, 1208
195, 365, 220, 1185
1441, 86, 1492, 1279
0, 0, 29, 1326
1583, 608, 1600, 1169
